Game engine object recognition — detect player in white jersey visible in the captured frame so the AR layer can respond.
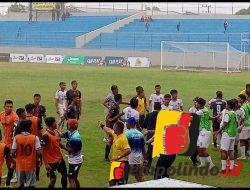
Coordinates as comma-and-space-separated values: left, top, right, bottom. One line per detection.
122, 97, 140, 131
161, 94, 173, 110
169, 89, 183, 111
55, 81, 67, 129
188, 97, 199, 114
149, 85, 164, 112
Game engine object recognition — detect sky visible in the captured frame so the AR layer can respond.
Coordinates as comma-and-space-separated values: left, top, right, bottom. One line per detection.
0, 2, 249, 15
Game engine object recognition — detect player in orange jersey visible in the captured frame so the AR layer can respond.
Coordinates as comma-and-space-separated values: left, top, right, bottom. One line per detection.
11, 120, 42, 188
41, 117, 67, 188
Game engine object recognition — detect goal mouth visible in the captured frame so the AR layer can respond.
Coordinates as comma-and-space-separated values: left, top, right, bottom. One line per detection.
160, 41, 247, 73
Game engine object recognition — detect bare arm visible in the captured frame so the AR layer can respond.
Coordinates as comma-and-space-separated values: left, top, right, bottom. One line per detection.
111, 148, 131, 162
98, 121, 114, 136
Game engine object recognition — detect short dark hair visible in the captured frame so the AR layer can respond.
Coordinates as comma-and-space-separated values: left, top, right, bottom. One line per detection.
130, 97, 138, 109
114, 121, 124, 132
114, 94, 122, 102
19, 119, 32, 133
136, 86, 143, 93
154, 102, 162, 111
216, 91, 223, 99
170, 89, 178, 95
4, 100, 13, 106
111, 85, 118, 91
59, 81, 66, 86
25, 103, 35, 114
227, 99, 236, 110
33, 94, 41, 98
197, 98, 206, 107
45, 117, 56, 128
246, 84, 250, 88
193, 97, 199, 102
16, 108, 25, 117
71, 80, 77, 85
238, 94, 247, 102
164, 94, 171, 99
155, 84, 161, 88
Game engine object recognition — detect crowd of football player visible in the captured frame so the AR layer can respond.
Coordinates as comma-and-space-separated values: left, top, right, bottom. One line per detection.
0, 81, 249, 187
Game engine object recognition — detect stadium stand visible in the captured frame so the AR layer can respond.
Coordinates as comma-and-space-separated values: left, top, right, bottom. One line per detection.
85, 19, 250, 52
0, 15, 127, 48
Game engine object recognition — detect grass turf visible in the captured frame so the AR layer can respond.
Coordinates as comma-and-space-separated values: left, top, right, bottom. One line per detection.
0, 62, 249, 187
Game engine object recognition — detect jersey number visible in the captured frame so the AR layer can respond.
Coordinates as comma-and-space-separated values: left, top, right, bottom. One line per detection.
20, 144, 32, 156
216, 105, 221, 115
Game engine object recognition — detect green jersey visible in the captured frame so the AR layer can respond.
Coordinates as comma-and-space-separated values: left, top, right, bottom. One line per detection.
223, 111, 237, 137
198, 107, 211, 131
241, 102, 250, 127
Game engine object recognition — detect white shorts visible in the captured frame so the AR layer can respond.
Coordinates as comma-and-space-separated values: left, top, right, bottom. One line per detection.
197, 129, 211, 148
239, 127, 250, 140
58, 106, 66, 117
220, 132, 235, 151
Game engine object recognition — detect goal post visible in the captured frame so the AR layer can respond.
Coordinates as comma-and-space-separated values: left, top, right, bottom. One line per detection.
160, 41, 245, 73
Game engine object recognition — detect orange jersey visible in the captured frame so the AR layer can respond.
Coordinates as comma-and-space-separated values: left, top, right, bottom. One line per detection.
42, 131, 63, 164
0, 111, 19, 148
0, 141, 6, 177
15, 134, 37, 171
26, 116, 39, 137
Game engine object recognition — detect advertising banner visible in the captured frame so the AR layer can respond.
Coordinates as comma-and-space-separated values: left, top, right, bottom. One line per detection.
27, 54, 45, 63
105, 56, 128, 67
45, 55, 64, 64
0, 53, 10, 62
33, 3, 56, 10
10, 54, 27, 62
128, 57, 151, 68
62, 55, 84, 65
84, 56, 104, 66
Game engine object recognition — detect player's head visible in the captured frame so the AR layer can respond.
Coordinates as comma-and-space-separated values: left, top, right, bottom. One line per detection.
125, 117, 136, 130
193, 97, 199, 107
136, 86, 143, 95
4, 100, 13, 114
246, 84, 250, 96
72, 94, 81, 105
237, 94, 247, 106
170, 89, 178, 99
114, 94, 122, 104
25, 103, 35, 115
111, 85, 118, 95
226, 99, 236, 110
164, 94, 171, 105
19, 119, 32, 133
59, 81, 66, 91
71, 80, 78, 90
216, 90, 223, 99
113, 121, 124, 135
130, 97, 138, 109
155, 84, 161, 93
154, 102, 162, 111
45, 117, 57, 130
33, 94, 41, 105
197, 98, 206, 108
16, 108, 26, 119
67, 119, 78, 131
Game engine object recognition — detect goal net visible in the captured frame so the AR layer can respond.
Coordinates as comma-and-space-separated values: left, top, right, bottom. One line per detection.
160, 41, 246, 73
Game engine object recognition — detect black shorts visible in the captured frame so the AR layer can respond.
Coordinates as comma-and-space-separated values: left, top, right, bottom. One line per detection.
212, 121, 220, 131
47, 159, 67, 178
139, 115, 145, 128
68, 163, 82, 179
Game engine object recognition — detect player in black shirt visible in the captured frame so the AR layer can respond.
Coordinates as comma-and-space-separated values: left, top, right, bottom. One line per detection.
208, 91, 226, 148
65, 94, 81, 120
32, 94, 46, 123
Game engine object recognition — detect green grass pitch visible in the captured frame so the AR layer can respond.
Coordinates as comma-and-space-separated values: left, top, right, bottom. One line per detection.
0, 62, 249, 187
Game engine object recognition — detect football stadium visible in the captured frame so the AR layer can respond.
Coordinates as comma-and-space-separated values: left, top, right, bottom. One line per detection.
0, 2, 249, 188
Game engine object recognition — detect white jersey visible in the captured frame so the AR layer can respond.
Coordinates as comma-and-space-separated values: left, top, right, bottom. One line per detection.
220, 109, 228, 127
169, 99, 183, 111
55, 89, 67, 108
149, 93, 164, 112
161, 104, 173, 110
123, 107, 140, 121
189, 106, 198, 114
